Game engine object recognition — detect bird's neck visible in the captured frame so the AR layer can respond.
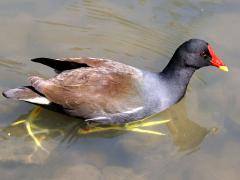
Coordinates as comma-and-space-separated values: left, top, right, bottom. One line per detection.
160, 56, 196, 95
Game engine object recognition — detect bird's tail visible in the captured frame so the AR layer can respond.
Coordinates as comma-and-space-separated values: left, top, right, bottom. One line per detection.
2, 86, 51, 105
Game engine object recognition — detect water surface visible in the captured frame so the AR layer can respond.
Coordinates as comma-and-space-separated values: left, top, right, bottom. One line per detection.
0, 0, 239, 179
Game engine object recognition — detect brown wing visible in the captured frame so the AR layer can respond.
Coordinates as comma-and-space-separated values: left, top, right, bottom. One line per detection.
30, 58, 144, 118
31, 57, 128, 73
60, 57, 118, 68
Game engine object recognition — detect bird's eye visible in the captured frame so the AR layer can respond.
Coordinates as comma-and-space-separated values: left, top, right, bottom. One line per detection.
200, 51, 208, 58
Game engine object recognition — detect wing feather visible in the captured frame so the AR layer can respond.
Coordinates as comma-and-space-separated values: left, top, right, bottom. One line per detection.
32, 58, 144, 118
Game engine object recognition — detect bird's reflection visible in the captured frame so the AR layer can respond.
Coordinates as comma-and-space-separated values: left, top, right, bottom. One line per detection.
164, 99, 212, 152
0, 99, 212, 155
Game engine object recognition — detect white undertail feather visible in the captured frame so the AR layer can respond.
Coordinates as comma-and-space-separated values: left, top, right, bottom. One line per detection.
21, 97, 51, 105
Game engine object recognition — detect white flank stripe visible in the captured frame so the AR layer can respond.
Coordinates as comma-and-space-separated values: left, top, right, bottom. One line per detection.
86, 117, 108, 121
123, 107, 143, 114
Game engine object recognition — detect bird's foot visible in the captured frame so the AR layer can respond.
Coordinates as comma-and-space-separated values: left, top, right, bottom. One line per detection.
10, 106, 49, 153
123, 119, 170, 135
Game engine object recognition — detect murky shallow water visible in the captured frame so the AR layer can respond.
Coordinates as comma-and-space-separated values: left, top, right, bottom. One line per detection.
0, 0, 239, 179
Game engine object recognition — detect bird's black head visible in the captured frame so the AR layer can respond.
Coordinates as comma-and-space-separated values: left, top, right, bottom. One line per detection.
174, 39, 228, 71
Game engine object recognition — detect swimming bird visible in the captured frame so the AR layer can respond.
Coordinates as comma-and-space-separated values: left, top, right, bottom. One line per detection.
2, 39, 228, 125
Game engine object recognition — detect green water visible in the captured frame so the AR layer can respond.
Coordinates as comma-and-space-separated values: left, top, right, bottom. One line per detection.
0, 0, 239, 179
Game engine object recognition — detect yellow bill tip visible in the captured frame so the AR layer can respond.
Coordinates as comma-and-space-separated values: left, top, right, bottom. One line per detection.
219, 66, 229, 72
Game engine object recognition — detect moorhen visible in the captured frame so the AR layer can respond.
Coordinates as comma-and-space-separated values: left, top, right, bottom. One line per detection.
2, 39, 228, 124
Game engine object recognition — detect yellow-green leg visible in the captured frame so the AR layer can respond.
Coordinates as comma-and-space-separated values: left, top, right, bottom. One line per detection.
79, 117, 170, 135
11, 106, 49, 153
